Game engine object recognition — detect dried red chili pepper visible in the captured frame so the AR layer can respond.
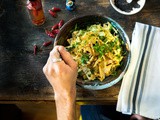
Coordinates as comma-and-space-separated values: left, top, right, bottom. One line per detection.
52, 7, 61, 12
33, 44, 37, 55
45, 29, 56, 38
51, 23, 59, 30
52, 29, 59, 34
42, 41, 52, 47
48, 9, 57, 17
58, 20, 64, 28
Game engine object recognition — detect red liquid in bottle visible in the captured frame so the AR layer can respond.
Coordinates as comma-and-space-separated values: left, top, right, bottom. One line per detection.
27, 0, 45, 26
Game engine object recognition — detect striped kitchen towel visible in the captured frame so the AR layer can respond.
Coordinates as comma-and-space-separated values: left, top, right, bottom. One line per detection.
116, 22, 160, 119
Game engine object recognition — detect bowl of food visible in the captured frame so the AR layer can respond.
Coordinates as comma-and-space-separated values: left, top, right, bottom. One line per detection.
54, 14, 131, 90
110, 0, 146, 15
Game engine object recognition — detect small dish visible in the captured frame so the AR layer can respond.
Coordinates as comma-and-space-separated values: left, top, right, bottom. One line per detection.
110, 0, 146, 15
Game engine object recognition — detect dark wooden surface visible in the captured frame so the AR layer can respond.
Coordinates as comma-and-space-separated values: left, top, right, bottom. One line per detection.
0, 0, 160, 104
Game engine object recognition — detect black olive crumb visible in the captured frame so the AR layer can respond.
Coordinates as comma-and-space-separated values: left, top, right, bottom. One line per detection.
114, 0, 140, 12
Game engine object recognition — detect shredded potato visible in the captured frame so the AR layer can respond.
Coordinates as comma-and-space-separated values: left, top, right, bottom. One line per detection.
66, 22, 124, 81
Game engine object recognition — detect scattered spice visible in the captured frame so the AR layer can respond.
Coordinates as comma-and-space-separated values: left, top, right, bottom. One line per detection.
48, 9, 57, 17
45, 29, 56, 38
42, 40, 53, 47
52, 7, 61, 12
45, 20, 65, 38
51, 23, 59, 30
114, 0, 140, 12
33, 6, 64, 55
58, 20, 64, 28
52, 29, 60, 34
33, 44, 37, 55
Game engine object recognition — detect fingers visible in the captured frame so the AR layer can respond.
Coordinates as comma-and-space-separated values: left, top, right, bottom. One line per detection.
130, 114, 149, 120
43, 45, 78, 90
57, 46, 77, 70
49, 46, 60, 59
43, 46, 62, 74
43, 45, 77, 75
49, 46, 66, 71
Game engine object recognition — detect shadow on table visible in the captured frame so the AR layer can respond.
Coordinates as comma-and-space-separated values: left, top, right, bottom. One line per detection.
0, 104, 22, 120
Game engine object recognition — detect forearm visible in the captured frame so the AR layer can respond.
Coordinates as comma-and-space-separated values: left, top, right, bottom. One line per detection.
54, 90, 76, 120
43, 46, 78, 120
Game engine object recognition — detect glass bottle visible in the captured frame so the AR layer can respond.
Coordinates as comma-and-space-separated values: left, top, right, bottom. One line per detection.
27, 0, 45, 26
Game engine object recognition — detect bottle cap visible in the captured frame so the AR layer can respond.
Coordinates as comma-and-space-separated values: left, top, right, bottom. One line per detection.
66, 0, 76, 11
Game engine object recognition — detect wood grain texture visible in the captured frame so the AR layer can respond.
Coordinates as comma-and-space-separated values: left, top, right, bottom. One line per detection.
0, 0, 160, 104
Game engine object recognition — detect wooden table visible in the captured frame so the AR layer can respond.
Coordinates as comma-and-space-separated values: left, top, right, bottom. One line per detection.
0, 0, 160, 105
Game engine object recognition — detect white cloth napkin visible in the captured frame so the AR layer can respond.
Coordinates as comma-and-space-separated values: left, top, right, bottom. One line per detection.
116, 22, 160, 119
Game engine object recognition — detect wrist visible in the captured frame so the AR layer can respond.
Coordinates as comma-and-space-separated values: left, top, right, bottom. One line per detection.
54, 87, 76, 102
54, 88, 76, 120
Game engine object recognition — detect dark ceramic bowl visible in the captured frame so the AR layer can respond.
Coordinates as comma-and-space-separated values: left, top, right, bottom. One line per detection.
54, 14, 131, 90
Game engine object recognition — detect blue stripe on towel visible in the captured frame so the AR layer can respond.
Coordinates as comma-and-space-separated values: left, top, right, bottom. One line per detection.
127, 25, 147, 113
132, 25, 152, 113
137, 26, 156, 113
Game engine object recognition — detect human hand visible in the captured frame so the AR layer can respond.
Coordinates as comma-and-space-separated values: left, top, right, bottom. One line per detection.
43, 45, 78, 99
130, 114, 152, 120
43, 46, 77, 120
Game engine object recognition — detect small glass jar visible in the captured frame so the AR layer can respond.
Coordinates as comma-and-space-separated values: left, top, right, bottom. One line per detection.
27, 0, 45, 26
66, 0, 76, 11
